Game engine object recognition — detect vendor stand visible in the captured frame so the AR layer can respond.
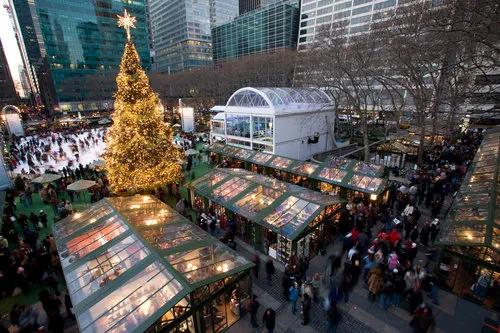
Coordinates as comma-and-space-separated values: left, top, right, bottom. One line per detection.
435, 129, 500, 310
205, 144, 389, 203
54, 195, 253, 333
187, 168, 345, 263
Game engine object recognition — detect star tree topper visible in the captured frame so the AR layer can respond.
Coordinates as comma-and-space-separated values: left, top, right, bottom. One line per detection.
117, 9, 136, 41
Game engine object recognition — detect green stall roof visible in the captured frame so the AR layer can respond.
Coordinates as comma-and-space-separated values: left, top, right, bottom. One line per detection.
206, 144, 387, 194
54, 195, 253, 333
187, 168, 345, 240
436, 129, 500, 266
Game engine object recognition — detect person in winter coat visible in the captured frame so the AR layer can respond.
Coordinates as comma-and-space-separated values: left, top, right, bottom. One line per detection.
430, 219, 440, 244
289, 282, 301, 314
409, 226, 420, 243
262, 308, 276, 333
419, 222, 431, 246
39, 210, 48, 229
311, 273, 321, 301
265, 257, 275, 286
247, 295, 260, 328
388, 252, 400, 271
368, 265, 384, 302
380, 281, 394, 310
302, 293, 312, 326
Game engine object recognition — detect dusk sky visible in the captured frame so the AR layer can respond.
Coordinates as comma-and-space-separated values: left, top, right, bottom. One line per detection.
0, 4, 23, 83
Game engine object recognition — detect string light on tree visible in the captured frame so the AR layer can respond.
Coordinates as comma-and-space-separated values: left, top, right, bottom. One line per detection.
104, 10, 182, 193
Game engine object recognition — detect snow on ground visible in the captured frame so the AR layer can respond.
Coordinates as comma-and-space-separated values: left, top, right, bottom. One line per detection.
13, 128, 107, 174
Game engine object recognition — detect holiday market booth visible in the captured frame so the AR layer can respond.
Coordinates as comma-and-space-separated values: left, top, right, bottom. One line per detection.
187, 168, 345, 264
435, 129, 500, 310
207, 143, 389, 203
54, 195, 253, 333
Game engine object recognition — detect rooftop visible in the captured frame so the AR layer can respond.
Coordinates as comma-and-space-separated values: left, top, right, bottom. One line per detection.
436, 128, 500, 266
54, 195, 252, 333
225, 87, 333, 115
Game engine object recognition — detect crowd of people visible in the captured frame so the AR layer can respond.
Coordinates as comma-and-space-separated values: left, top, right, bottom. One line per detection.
245, 129, 484, 333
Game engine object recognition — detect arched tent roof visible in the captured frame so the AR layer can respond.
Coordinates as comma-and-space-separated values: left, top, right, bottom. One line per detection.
226, 87, 332, 114
1, 105, 21, 115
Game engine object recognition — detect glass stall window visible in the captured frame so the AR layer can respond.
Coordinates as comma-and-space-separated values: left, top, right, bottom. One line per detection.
78, 261, 183, 333
226, 115, 251, 138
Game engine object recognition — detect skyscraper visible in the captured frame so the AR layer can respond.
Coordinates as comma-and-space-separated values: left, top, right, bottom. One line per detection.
148, 0, 238, 73
238, 0, 281, 15
298, 0, 400, 50
0, 40, 19, 105
12, 0, 150, 113
213, 1, 299, 62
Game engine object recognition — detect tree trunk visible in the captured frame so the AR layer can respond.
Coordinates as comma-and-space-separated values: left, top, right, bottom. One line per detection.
361, 110, 370, 162
417, 110, 426, 167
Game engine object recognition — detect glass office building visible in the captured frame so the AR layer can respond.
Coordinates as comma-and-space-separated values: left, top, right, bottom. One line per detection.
212, 1, 299, 63
149, 0, 238, 73
33, 0, 150, 112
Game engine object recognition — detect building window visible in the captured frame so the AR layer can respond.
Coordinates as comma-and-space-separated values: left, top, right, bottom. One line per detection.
226, 114, 251, 138
252, 116, 273, 143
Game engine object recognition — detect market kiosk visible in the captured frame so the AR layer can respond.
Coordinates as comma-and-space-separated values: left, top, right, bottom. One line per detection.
206, 143, 389, 203
187, 168, 345, 263
54, 195, 254, 333
435, 129, 500, 310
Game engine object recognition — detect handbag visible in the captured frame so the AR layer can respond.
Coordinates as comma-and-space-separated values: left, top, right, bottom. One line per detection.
470, 283, 476, 291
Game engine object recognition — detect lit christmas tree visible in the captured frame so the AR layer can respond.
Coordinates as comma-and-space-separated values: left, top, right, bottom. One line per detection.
104, 10, 182, 193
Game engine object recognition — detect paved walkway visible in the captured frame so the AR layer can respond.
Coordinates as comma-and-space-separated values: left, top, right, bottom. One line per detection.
227, 190, 499, 333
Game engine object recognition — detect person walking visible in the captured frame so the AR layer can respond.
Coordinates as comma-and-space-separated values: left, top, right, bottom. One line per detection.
368, 266, 384, 302
28, 212, 40, 231
262, 308, 276, 333
39, 210, 48, 229
265, 257, 275, 286
302, 293, 312, 326
326, 303, 342, 333
289, 282, 301, 314
246, 295, 260, 328
252, 252, 261, 280
311, 273, 321, 302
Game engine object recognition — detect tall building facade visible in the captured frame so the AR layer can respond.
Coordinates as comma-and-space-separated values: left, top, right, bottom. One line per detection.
298, 0, 401, 50
13, 0, 150, 113
238, 0, 281, 14
148, 0, 238, 73
212, 1, 300, 62
0, 40, 19, 105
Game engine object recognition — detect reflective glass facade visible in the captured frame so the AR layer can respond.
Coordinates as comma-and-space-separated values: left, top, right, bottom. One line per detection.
149, 0, 238, 73
34, 0, 150, 111
212, 2, 299, 62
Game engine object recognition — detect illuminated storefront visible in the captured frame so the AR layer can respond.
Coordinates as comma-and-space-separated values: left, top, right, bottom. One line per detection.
187, 168, 344, 263
436, 129, 500, 310
207, 143, 389, 203
54, 195, 253, 333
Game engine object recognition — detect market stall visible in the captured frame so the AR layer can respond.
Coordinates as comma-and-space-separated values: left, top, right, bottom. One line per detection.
54, 195, 254, 333
435, 128, 500, 310
187, 168, 345, 263
206, 144, 389, 203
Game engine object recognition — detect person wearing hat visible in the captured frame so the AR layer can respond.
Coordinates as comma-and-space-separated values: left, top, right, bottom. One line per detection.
420, 221, 431, 246
39, 210, 48, 229
392, 269, 405, 307
430, 219, 440, 245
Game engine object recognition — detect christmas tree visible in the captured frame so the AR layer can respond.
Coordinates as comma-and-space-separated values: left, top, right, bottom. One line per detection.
104, 10, 182, 193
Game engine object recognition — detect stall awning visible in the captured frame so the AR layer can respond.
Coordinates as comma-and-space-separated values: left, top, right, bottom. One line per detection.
206, 144, 388, 194
54, 195, 252, 333
187, 168, 345, 240
436, 128, 500, 266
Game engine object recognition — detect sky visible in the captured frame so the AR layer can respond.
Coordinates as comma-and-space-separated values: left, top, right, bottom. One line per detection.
0, 3, 24, 83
